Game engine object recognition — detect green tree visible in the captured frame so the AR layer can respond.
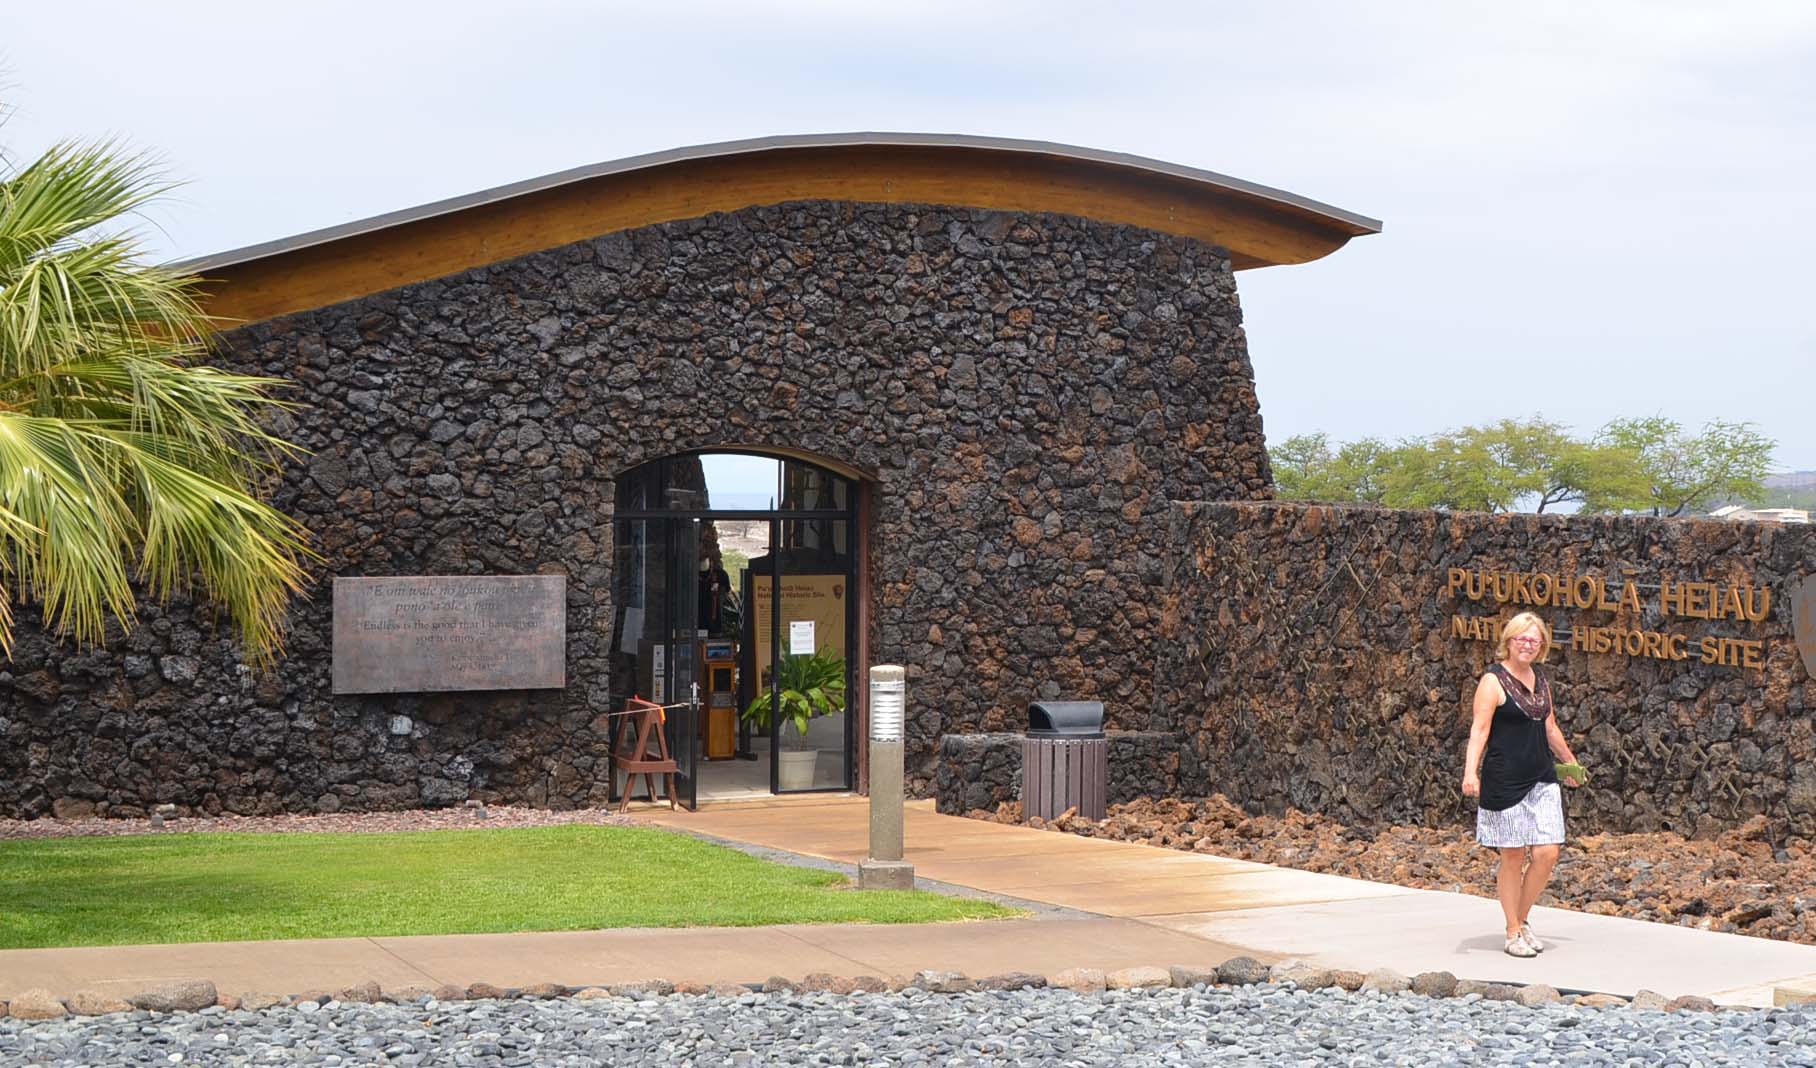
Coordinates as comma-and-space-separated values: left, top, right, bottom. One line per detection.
1269, 432, 1402, 504
1595, 417, 1776, 517
1274, 418, 1658, 514
1450, 418, 1649, 514
1, 133, 310, 663
1270, 432, 1336, 500
1381, 425, 1536, 513
1540, 437, 1652, 513
1380, 419, 1630, 514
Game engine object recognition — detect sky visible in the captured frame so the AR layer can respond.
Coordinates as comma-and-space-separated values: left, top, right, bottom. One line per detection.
7, 1, 1814, 470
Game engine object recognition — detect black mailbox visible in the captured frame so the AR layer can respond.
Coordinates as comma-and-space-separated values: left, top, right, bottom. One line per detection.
1026, 700, 1105, 739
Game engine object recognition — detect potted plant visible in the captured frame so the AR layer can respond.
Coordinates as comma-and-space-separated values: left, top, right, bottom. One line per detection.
741, 651, 847, 789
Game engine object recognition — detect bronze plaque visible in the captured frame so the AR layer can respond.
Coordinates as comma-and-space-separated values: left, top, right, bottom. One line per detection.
332, 575, 566, 694
1793, 574, 1816, 679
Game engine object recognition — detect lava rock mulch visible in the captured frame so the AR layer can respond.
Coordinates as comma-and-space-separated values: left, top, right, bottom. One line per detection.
4, 985, 1811, 1068
0, 804, 634, 841
970, 797, 1816, 946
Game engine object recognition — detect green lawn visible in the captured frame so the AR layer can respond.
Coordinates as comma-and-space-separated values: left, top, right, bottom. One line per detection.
0, 825, 1015, 949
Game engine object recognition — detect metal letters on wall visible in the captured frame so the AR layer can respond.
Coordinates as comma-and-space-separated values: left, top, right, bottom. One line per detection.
1442, 565, 1782, 670
332, 575, 566, 694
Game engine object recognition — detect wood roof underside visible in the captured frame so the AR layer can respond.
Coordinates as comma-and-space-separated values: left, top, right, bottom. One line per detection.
184, 136, 1381, 325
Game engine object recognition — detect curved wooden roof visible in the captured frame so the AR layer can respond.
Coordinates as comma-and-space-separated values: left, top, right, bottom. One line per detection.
179, 133, 1382, 325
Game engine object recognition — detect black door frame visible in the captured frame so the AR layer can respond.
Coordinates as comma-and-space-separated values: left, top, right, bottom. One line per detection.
615, 452, 860, 800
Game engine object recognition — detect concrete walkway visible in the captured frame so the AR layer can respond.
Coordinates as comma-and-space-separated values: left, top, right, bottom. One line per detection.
5, 794, 1815, 1007
0, 917, 1256, 1003
641, 796, 1816, 1007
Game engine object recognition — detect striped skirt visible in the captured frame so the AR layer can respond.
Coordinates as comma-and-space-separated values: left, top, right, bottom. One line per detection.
1476, 782, 1565, 847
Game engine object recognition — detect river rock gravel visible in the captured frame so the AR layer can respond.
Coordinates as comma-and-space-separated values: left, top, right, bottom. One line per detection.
2, 985, 1810, 1068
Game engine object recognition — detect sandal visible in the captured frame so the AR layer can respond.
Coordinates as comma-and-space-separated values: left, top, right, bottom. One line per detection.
1520, 922, 1544, 953
1504, 935, 1537, 958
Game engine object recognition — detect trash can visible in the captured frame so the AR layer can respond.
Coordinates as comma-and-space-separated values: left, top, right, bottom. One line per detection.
1021, 701, 1107, 822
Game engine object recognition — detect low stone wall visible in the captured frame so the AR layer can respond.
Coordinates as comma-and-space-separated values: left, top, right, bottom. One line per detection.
934, 731, 1184, 815
1153, 502, 1816, 837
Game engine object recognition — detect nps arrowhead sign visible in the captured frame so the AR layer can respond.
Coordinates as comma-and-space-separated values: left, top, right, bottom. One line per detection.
1792, 574, 1816, 679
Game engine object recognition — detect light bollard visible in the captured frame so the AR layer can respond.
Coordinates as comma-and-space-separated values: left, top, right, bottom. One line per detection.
858, 665, 915, 890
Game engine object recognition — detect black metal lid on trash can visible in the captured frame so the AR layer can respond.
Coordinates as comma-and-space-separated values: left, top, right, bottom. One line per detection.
1026, 700, 1105, 739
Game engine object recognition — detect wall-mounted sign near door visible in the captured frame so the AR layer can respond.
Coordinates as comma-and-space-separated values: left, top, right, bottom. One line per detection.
1792, 575, 1816, 678
332, 575, 567, 694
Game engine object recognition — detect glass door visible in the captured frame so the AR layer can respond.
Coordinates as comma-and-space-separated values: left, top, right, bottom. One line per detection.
610, 516, 699, 810
770, 516, 854, 791
617, 450, 859, 800
664, 519, 701, 810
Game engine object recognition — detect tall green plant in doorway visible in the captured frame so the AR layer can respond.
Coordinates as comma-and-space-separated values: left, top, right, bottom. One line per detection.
741, 651, 846, 745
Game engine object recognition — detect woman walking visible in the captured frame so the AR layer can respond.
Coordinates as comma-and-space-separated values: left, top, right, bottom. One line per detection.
1462, 612, 1582, 958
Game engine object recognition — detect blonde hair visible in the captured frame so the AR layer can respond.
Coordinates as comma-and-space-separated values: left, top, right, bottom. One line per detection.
1496, 612, 1552, 661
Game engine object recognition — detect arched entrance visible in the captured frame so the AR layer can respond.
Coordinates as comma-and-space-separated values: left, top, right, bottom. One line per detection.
613, 450, 866, 808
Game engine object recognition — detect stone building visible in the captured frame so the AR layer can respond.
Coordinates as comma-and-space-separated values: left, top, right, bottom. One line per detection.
0, 133, 1378, 818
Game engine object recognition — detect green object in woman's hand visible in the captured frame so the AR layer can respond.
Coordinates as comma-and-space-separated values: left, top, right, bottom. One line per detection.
1555, 762, 1589, 786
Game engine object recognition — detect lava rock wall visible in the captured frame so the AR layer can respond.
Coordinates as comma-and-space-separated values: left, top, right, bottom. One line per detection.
1156, 502, 1816, 837
0, 201, 1268, 818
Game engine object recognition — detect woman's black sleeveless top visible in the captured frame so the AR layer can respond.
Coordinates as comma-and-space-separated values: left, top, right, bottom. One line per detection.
1478, 663, 1557, 812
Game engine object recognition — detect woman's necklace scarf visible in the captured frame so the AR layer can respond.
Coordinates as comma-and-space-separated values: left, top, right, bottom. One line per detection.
1491, 663, 1552, 721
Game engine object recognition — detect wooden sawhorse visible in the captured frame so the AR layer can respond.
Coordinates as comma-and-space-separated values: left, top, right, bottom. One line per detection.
613, 696, 679, 812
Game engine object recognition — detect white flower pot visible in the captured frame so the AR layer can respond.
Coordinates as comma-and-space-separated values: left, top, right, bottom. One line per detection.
778, 748, 818, 791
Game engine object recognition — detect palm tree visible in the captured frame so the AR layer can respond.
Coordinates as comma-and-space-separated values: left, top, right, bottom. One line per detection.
0, 134, 310, 665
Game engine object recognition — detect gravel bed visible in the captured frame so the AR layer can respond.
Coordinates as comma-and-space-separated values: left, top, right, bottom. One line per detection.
3, 986, 1811, 1068
0, 805, 636, 841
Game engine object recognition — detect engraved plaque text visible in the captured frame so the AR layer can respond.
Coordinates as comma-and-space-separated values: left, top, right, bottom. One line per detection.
332, 575, 566, 694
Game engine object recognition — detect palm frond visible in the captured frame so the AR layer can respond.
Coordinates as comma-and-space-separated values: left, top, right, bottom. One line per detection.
0, 235, 211, 375
0, 501, 35, 656
0, 139, 169, 249
0, 135, 310, 664
7, 356, 303, 470
1, 140, 208, 378
117, 431, 311, 663
0, 413, 139, 648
